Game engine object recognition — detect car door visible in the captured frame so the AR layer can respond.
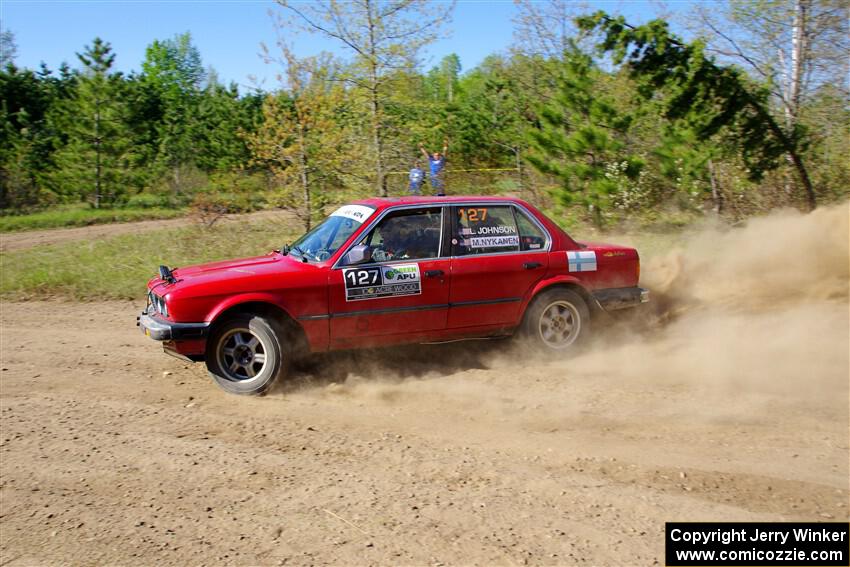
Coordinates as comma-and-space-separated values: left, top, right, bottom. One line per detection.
447, 203, 550, 329
328, 206, 451, 348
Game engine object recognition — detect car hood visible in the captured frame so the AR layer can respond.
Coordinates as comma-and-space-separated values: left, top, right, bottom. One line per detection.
173, 253, 286, 279
147, 252, 316, 296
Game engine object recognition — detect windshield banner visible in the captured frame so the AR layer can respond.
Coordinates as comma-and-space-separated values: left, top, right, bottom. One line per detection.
331, 205, 374, 223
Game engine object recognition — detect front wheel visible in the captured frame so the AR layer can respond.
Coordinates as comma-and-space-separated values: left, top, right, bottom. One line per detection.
205, 314, 288, 395
522, 288, 590, 351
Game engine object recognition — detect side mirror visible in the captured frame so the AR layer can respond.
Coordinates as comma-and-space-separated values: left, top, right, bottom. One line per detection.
343, 244, 372, 266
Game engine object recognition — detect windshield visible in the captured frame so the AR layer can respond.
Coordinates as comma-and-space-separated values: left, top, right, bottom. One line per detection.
289, 204, 375, 262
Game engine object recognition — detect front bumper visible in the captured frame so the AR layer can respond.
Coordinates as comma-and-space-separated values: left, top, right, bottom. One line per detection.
592, 287, 650, 311
138, 311, 210, 341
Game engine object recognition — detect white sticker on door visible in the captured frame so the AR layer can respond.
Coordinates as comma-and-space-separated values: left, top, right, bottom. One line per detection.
342, 263, 421, 301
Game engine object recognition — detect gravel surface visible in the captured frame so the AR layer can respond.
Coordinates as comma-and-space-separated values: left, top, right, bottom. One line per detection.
0, 299, 846, 566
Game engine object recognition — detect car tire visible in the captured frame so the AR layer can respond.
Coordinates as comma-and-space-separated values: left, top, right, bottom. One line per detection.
205, 314, 289, 395
522, 288, 590, 352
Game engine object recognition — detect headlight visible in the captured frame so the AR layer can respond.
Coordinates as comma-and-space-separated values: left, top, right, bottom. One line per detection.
148, 291, 168, 317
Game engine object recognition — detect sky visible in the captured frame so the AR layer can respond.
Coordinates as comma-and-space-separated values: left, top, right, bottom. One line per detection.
1, 0, 683, 92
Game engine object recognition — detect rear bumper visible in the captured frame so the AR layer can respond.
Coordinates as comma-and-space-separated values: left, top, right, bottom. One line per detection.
138, 312, 209, 341
593, 287, 650, 311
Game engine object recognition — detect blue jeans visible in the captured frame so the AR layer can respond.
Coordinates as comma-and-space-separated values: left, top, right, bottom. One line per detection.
430, 175, 445, 196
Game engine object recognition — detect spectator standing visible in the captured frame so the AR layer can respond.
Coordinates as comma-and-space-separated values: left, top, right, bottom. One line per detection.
419, 138, 449, 196
408, 161, 425, 195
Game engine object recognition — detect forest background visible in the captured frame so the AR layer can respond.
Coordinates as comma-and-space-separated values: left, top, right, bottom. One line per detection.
1, 0, 847, 234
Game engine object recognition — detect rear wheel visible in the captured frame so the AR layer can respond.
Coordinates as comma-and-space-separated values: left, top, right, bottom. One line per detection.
522, 288, 590, 351
206, 314, 288, 395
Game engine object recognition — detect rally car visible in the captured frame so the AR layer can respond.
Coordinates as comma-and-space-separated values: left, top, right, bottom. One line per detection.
139, 196, 648, 395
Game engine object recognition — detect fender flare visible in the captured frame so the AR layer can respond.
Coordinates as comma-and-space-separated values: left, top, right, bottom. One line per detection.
205, 292, 295, 324
519, 275, 599, 321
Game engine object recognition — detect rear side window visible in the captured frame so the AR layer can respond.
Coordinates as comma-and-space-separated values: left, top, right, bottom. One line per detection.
515, 207, 547, 251
453, 205, 520, 256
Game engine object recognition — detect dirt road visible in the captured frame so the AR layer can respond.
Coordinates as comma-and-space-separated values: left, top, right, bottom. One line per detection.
1, 205, 848, 565
1, 300, 847, 566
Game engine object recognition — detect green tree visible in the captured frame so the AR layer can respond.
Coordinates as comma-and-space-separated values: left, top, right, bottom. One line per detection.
123, 70, 162, 179
194, 75, 262, 172
527, 50, 643, 227
141, 32, 205, 191
577, 11, 819, 210
248, 48, 353, 230
277, 0, 454, 197
50, 38, 135, 208
0, 64, 55, 207
801, 84, 850, 202
426, 54, 461, 103
451, 55, 536, 173
655, 125, 726, 213
692, 0, 848, 203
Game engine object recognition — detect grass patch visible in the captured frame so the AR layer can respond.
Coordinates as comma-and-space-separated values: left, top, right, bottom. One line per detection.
0, 218, 302, 301
0, 204, 187, 232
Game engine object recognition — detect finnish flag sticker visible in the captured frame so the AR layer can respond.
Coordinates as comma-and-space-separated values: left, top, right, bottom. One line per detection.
567, 250, 597, 272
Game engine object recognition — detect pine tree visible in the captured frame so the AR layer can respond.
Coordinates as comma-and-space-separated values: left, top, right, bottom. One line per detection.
194, 78, 260, 172
527, 49, 643, 227
50, 38, 135, 208
1, 65, 46, 207
654, 125, 727, 213
577, 11, 818, 210
141, 32, 205, 191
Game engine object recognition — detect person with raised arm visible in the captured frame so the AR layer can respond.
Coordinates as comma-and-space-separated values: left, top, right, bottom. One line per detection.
419, 138, 449, 196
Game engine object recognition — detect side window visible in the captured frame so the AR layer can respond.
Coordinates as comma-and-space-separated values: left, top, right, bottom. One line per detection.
453, 205, 520, 256
354, 207, 442, 263
514, 207, 547, 251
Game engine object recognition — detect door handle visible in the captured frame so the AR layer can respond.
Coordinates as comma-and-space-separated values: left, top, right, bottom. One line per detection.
523, 262, 543, 270
425, 269, 445, 278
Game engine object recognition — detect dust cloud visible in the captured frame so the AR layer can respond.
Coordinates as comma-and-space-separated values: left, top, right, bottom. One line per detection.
290, 203, 849, 426
644, 203, 849, 311
583, 202, 850, 407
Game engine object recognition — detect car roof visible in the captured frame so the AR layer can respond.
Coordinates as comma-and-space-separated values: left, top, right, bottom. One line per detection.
346, 195, 576, 249
351, 195, 529, 211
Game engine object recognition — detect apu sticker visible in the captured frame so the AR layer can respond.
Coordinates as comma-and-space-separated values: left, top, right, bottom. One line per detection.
567, 250, 597, 272
331, 205, 374, 223
343, 263, 421, 301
